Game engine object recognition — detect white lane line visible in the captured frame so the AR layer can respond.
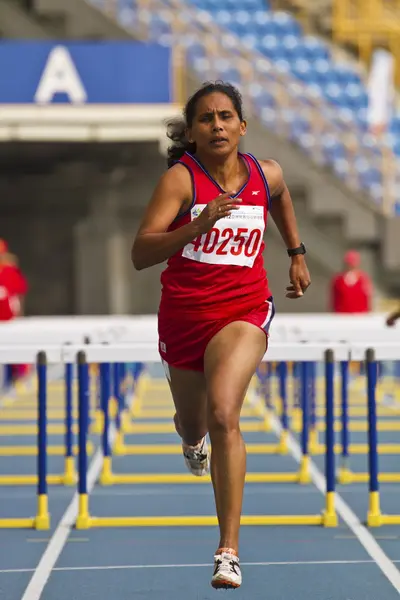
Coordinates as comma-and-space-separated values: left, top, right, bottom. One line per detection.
19, 443, 108, 600
4, 559, 400, 575
248, 390, 400, 594
20, 373, 143, 600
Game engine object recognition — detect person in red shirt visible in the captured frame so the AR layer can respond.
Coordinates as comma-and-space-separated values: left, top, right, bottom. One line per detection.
0, 240, 29, 381
0, 239, 28, 321
330, 250, 372, 313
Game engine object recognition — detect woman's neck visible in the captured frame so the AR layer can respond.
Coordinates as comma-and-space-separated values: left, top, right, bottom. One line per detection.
194, 150, 243, 191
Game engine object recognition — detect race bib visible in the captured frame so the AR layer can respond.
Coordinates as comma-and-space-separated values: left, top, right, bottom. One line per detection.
182, 204, 265, 268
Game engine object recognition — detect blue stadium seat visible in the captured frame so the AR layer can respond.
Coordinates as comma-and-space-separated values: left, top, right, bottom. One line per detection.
248, 83, 276, 110
149, 14, 172, 37
393, 140, 400, 157
214, 10, 232, 26
322, 136, 346, 163
270, 11, 302, 36
300, 36, 330, 61
332, 157, 351, 180
185, 38, 207, 64
290, 115, 310, 145
389, 116, 400, 135
101, 0, 400, 212
358, 168, 382, 190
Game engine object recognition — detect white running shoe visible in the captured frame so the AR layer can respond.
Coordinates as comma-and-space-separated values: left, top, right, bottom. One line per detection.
211, 550, 242, 589
182, 437, 210, 477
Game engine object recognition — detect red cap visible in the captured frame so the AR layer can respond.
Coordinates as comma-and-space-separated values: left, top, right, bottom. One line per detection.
344, 250, 360, 268
0, 239, 8, 254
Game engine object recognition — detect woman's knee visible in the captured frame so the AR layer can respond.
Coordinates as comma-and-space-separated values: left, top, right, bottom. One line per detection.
175, 412, 207, 441
207, 399, 241, 436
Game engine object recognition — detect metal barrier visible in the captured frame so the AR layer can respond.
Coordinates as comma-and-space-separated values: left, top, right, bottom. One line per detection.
1, 339, 400, 529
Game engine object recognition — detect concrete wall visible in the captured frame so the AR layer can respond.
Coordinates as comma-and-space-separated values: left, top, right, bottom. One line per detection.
33, 0, 134, 39
0, 0, 51, 38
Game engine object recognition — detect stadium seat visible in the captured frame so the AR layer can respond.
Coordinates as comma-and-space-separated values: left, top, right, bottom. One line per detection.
100, 0, 400, 211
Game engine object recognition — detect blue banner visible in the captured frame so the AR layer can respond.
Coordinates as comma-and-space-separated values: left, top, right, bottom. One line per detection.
0, 42, 172, 104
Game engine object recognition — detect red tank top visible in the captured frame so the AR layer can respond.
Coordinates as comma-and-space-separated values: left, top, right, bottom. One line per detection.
159, 152, 272, 320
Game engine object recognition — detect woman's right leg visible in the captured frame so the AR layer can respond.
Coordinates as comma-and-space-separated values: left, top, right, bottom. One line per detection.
162, 362, 209, 474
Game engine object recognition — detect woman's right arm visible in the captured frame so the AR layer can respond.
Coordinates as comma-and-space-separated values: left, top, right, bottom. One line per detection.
131, 164, 200, 271
132, 164, 238, 271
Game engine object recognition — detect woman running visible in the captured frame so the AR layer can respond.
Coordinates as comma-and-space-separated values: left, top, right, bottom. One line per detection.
132, 81, 310, 590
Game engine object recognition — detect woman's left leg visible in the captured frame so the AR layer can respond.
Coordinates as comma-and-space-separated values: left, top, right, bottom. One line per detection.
203, 320, 267, 589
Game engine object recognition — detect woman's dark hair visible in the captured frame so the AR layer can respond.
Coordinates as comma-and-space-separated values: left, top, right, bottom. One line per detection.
166, 81, 244, 168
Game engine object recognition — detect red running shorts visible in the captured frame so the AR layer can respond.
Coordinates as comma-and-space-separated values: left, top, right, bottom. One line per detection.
158, 296, 275, 373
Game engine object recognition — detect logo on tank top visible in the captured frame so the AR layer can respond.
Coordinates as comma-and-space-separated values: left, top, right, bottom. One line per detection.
182, 204, 265, 268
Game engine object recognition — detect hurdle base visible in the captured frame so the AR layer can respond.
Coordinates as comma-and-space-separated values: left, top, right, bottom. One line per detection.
0, 474, 67, 486
308, 429, 318, 454
322, 511, 338, 527
34, 514, 50, 530
0, 442, 93, 458
380, 515, 400, 525
76, 494, 92, 529
121, 411, 133, 432
75, 514, 92, 530
0, 518, 36, 529
367, 512, 383, 527
99, 457, 114, 485
90, 410, 104, 434
277, 431, 288, 455
367, 492, 382, 527
337, 467, 353, 485
122, 421, 266, 434
112, 430, 125, 455
62, 456, 77, 486
79, 514, 326, 529
98, 471, 302, 485
298, 456, 312, 484
112, 443, 286, 457
322, 493, 338, 528
339, 472, 400, 484
35, 495, 50, 530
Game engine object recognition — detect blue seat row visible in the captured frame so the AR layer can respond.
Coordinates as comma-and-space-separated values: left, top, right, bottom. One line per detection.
96, 0, 400, 211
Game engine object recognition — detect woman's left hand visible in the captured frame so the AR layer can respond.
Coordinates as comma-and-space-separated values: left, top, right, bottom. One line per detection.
286, 257, 311, 299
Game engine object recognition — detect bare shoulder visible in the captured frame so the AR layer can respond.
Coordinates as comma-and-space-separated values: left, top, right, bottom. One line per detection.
136, 161, 193, 235
158, 162, 192, 195
258, 159, 284, 197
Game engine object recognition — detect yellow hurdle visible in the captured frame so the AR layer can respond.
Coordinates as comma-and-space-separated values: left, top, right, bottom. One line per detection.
112, 443, 287, 456
99, 471, 302, 485
121, 420, 267, 434
131, 407, 261, 420
0, 442, 94, 457
77, 514, 326, 529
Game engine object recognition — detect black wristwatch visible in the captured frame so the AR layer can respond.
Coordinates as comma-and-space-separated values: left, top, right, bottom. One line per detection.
287, 242, 306, 257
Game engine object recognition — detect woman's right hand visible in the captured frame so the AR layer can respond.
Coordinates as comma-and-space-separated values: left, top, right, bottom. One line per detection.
195, 192, 242, 234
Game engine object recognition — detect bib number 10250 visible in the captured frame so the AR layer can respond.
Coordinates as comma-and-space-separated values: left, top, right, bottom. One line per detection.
192, 227, 261, 257
182, 203, 265, 267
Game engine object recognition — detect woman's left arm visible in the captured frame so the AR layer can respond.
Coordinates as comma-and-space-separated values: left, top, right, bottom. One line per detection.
260, 159, 311, 299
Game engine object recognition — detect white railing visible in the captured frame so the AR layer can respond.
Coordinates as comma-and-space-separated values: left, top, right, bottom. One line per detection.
0, 313, 399, 364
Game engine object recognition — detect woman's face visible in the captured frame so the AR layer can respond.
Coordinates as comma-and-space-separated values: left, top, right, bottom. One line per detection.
187, 92, 246, 158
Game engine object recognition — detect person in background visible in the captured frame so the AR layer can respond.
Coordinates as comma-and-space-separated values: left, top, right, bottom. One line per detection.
0, 239, 28, 321
330, 250, 372, 313
0, 239, 29, 381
